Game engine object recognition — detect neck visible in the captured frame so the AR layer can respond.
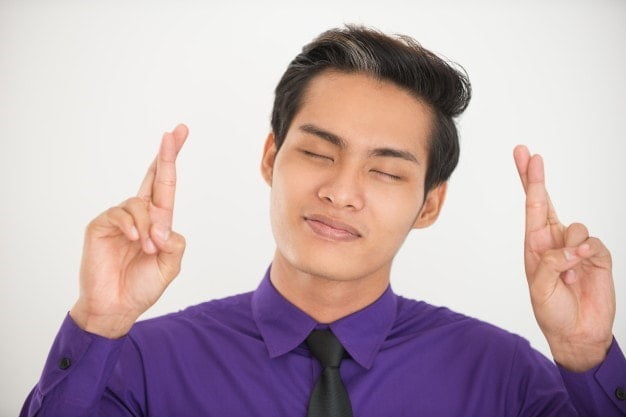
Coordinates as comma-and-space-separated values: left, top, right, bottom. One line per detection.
269, 250, 391, 324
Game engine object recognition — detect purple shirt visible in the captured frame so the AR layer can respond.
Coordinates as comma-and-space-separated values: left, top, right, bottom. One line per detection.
21, 266, 626, 416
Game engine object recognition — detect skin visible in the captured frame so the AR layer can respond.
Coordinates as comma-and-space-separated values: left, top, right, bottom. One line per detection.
260, 71, 446, 324
513, 146, 615, 371
69, 71, 615, 373
70, 125, 189, 338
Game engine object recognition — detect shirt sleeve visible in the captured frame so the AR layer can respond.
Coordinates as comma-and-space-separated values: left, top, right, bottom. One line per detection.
558, 337, 626, 416
19, 313, 146, 417
505, 336, 626, 417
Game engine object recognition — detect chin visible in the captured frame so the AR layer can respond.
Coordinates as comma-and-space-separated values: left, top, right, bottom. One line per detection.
303, 262, 363, 282
281, 243, 387, 283
271, 217, 396, 283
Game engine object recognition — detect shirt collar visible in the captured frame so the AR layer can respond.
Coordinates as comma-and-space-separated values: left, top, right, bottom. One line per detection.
251, 264, 397, 370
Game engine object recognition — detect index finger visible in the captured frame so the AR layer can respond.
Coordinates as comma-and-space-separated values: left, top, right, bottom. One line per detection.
523, 152, 560, 232
513, 145, 561, 231
513, 145, 531, 193
137, 124, 189, 203
152, 131, 178, 211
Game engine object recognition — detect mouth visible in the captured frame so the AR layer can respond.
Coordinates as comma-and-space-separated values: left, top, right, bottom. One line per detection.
303, 214, 362, 242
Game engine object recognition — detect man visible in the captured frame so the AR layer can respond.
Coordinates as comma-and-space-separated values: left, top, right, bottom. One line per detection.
20, 25, 625, 416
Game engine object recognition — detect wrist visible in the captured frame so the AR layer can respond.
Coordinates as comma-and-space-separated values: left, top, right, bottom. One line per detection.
70, 300, 138, 339
549, 337, 613, 372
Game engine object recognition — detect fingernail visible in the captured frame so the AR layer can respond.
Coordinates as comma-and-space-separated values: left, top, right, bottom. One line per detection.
146, 238, 157, 253
578, 243, 590, 252
129, 226, 139, 240
157, 227, 170, 242
563, 249, 574, 261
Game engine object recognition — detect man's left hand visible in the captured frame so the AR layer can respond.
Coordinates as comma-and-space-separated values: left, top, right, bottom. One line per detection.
513, 145, 616, 372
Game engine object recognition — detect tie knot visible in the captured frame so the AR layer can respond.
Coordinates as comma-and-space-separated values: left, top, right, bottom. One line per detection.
306, 330, 346, 368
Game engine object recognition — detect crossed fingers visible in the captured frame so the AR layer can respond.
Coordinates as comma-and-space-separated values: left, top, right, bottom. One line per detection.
138, 124, 188, 207
132, 124, 189, 252
513, 145, 561, 233
513, 145, 611, 285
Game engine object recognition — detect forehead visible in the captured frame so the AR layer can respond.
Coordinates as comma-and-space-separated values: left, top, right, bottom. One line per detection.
289, 70, 433, 155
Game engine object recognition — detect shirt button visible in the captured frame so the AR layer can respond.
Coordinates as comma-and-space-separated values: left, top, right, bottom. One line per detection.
616, 387, 626, 401
59, 357, 71, 370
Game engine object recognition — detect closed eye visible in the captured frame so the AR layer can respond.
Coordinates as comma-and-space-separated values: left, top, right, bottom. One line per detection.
302, 150, 333, 161
372, 170, 402, 181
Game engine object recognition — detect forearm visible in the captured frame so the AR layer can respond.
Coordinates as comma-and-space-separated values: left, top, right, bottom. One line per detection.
20, 313, 137, 417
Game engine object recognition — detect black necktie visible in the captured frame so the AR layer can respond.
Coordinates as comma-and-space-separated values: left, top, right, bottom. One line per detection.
306, 330, 354, 417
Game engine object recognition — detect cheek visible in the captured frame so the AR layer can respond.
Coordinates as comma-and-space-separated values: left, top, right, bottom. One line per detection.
272, 160, 319, 204
268, 183, 294, 253
269, 165, 313, 230
370, 191, 423, 236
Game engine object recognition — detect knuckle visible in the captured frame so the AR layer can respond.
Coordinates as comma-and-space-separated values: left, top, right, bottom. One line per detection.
85, 218, 98, 234
587, 236, 600, 246
124, 201, 151, 223
587, 237, 611, 259
125, 196, 149, 209
108, 206, 129, 220
174, 234, 186, 250
85, 207, 119, 234
98, 207, 118, 222
568, 222, 589, 234
156, 178, 177, 187
525, 201, 544, 210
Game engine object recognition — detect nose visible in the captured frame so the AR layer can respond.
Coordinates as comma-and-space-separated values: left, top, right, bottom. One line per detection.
317, 164, 365, 210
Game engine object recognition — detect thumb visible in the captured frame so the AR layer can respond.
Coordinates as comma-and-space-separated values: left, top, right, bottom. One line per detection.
530, 246, 581, 296
152, 228, 186, 283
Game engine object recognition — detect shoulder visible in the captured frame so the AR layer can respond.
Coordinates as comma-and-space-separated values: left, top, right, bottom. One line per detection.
387, 296, 570, 413
391, 295, 533, 358
128, 290, 257, 344
388, 295, 559, 382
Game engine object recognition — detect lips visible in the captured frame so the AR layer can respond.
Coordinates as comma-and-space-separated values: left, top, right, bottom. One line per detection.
304, 214, 362, 241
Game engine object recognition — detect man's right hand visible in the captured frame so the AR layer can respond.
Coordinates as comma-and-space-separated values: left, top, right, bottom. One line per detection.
69, 124, 189, 339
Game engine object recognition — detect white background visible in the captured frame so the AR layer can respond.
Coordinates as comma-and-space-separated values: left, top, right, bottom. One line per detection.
1, 1, 625, 415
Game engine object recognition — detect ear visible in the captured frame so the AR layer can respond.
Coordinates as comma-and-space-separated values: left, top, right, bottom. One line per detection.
412, 182, 448, 229
260, 132, 278, 186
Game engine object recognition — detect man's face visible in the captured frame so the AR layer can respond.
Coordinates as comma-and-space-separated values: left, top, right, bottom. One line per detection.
261, 70, 446, 282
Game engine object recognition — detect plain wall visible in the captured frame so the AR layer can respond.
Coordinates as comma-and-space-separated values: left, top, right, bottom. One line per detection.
1, 0, 625, 415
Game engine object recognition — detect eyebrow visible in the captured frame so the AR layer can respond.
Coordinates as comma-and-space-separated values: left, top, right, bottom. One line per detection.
299, 123, 420, 164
